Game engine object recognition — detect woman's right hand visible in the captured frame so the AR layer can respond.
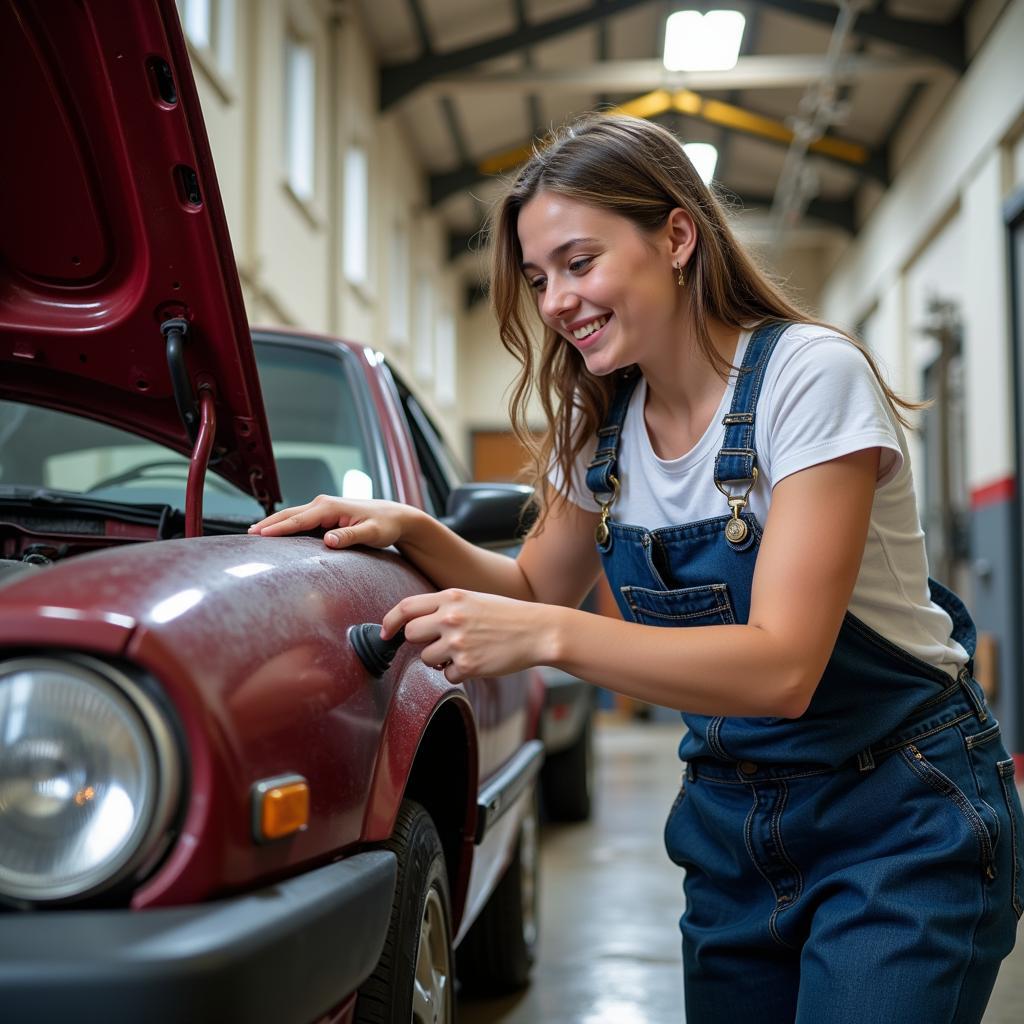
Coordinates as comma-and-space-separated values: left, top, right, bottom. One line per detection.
248, 494, 415, 551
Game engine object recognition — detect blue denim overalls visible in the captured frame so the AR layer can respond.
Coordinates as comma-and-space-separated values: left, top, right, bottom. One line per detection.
586, 320, 1024, 1023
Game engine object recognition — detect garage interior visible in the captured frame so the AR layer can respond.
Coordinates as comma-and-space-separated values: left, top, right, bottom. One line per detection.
99, 0, 1024, 1020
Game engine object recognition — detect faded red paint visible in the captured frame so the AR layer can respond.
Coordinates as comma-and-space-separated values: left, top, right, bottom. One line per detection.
970, 476, 1015, 508
0, 530, 540, 909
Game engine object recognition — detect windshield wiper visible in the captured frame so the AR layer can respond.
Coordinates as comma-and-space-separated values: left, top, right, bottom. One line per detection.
0, 487, 177, 535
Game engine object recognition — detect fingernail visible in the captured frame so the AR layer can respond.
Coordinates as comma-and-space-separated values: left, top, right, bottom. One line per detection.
325, 532, 338, 546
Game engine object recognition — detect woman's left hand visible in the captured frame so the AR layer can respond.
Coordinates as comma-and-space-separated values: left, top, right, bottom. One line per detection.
381, 589, 556, 683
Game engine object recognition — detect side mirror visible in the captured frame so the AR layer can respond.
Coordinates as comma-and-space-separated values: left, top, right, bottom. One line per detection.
441, 483, 536, 547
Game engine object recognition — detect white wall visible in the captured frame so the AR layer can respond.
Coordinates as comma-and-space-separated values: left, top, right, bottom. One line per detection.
822, 0, 1024, 491
962, 153, 1016, 487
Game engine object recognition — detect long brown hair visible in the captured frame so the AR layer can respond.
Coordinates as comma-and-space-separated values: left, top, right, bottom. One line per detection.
487, 113, 920, 525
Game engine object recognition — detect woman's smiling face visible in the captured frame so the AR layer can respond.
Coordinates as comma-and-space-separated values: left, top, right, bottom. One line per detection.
517, 190, 684, 376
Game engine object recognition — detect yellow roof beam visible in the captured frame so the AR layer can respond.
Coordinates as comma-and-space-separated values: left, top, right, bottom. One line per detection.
474, 88, 869, 179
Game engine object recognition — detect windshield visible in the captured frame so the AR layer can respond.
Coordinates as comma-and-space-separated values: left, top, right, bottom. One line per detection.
0, 342, 381, 520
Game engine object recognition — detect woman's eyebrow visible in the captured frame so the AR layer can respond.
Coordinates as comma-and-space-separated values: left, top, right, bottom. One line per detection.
521, 237, 600, 270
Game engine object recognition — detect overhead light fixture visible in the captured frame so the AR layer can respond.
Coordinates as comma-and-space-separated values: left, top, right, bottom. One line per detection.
663, 10, 746, 72
683, 143, 719, 184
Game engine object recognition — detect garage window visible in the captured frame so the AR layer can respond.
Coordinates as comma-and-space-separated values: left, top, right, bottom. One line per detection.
177, 0, 235, 76
343, 145, 369, 285
284, 34, 316, 201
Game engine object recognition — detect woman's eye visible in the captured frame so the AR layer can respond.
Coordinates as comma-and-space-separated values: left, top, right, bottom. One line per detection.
568, 256, 593, 273
528, 276, 546, 291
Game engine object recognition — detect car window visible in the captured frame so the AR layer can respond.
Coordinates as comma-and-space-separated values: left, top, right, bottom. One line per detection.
0, 343, 380, 519
255, 342, 382, 506
391, 374, 466, 517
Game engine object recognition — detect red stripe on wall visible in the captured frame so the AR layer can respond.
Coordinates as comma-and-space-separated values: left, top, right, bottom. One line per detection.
1015, 753, 1024, 783
970, 476, 1016, 508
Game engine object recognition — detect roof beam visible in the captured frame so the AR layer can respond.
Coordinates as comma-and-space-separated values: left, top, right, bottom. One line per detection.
406, 0, 473, 173
512, 0, 543, 141
440, 96, 471, 165
423, 52, 948, 96
449, 230, 479, 262
404, 0, 433, 54
382, 0, 964, 109
379, 0, 657, 108
432, 164, 488, 207
429, 87, 884, 205
753, 0, 966, 71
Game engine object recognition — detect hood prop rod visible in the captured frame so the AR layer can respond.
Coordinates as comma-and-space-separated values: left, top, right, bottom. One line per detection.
186, 390, 216, 537
161, 317, 215, 538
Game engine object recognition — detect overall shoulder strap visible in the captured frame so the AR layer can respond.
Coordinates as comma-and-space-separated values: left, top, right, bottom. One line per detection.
713, 320, 791, 487
584, 371, 641, 501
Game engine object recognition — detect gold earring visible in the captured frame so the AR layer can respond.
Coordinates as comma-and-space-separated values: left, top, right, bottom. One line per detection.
675, 263, 685, 287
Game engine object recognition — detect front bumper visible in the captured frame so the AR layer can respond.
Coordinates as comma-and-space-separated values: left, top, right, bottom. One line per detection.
0, 850, 397, 1024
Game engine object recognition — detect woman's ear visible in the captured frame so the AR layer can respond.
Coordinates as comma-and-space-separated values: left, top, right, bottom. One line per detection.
665, 207, 697, 269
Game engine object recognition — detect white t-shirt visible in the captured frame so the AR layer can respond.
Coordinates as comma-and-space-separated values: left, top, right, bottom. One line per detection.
555, 323, 969, 678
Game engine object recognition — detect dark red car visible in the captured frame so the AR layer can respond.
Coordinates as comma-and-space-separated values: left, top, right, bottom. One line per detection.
0, 3, 545, 1021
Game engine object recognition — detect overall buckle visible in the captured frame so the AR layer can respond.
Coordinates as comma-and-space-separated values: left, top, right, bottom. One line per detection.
714, 467, 758, 544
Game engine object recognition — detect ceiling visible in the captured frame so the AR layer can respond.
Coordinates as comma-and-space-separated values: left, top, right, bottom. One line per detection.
357, 0, 979, 287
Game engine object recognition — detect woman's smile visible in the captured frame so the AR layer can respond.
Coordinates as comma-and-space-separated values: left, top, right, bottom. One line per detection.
567, 313, 612, 350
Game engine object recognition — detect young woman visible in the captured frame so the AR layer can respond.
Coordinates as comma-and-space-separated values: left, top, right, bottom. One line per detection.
250, 114, 1023, 1023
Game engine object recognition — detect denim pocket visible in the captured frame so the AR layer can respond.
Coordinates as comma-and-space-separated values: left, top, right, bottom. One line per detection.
899, 742, 998, 879
620, 582, 735, 627
996, 759, 1024, 920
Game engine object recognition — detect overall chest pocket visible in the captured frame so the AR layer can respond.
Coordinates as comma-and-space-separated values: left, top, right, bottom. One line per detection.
620, 583, 736, 627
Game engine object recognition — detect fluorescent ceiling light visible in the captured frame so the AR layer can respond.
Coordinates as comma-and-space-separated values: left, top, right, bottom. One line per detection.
663, 10, 746, 72
683, 143, 718, 184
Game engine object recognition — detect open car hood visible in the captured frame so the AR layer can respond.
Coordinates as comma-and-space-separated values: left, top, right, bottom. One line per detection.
0, 0, 280, 510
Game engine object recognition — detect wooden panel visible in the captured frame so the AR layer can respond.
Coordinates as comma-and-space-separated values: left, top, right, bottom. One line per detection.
471, 429, 539, 482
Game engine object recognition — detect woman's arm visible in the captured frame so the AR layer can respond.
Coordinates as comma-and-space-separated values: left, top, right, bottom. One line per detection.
248, 485, 602, 608
398, 486, 602, 604
385, 448, 879, 718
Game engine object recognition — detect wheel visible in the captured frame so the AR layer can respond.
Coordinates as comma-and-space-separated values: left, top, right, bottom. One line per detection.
456, 788, 539, 995
355, 800, 454, 1024
541, 710, 593, 822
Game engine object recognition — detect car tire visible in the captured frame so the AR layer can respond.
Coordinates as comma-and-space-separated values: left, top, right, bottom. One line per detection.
456, 788, 539, 996
355, 800, 454, 1024
541, 710, 593, 822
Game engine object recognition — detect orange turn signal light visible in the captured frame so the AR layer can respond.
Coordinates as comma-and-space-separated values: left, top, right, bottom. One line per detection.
252, 775, 309, 842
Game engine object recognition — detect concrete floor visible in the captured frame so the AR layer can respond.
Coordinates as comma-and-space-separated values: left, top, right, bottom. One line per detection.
458, 717, 1024, 1024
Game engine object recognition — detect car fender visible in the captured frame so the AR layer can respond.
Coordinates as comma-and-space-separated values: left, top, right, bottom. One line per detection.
361, 659, 479, 928
0, 534, 436, 906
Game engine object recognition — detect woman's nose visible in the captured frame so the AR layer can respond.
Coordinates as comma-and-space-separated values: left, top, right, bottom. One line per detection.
541, 280, 577, 321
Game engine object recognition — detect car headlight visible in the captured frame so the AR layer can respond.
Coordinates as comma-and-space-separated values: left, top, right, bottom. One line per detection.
0, 655, 182, 903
